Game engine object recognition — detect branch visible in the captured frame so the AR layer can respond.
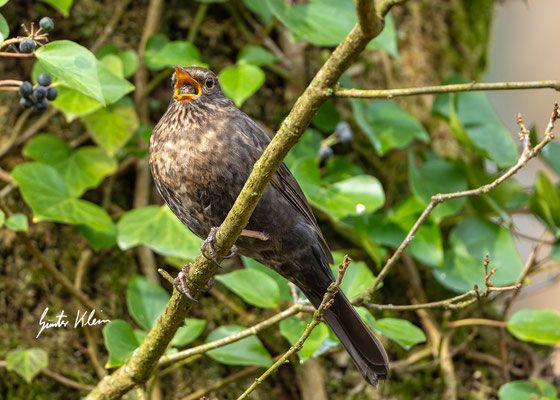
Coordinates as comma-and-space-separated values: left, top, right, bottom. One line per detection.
356, 102, 559, 304
236, 256, 350, 399
84, 3, 393, 397
332, 80, 560, 99
157, 305, 302, 366
447, 318, 506, 329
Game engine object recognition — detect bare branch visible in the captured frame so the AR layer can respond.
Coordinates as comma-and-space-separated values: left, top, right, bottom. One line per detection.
332, 80, 560, 99
356, 102, 559, 304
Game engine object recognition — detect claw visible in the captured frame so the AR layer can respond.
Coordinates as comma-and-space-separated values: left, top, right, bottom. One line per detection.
172, 263, 214, 301
200, 227, 238, 267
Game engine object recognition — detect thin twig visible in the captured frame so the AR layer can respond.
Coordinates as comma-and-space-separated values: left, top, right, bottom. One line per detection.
90, 0, 132, 53
332, 80, 560, 99
447, 318, 506, 329
158, 304, 302, 366
236, 256, 350, 399
356, 102, 559, 304
40, 368, 95, 391
0, 51, 34, 57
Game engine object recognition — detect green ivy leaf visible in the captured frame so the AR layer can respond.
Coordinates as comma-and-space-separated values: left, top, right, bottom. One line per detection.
433, 76, 518, 168
79, 223, 118, 251
0, 12, 8, 39
530, 172, 560, 236
171, 318, 206, 347
119, 49, 139, 78
531, 377, 559, 399
284, 129, 322, 168
357, 308, 426, 349
117, 205, 202, 260
498, 381, 544, 400
82, 106, 139, 155
5, 348, 48, 383
0, 209, 4, 226
292, 158, 385, 218
541, 141, 560, 177
242, 256, 292, 301
506, 309, 560, 345
5, 214, 28, 232
36, 41, 104, 104
312, 101, 340, 133
102, 320, 142, 368
51, 86, 104, 121
127, 275, 169, 330
206, 325, 273, 367
409, 155, 467, 221
39, 0, 72, 16
238, 46, 278, 67
355, 100, 429, 155
23, 134, 71, 164
219, 64, 265, 107
243, 0, 273, 23
267, 0, 398, 57
11, 163, 112, 230
144, 34, 203, 70
279, 317, 330, 361
100, 54, 124, 77
215, 269, 280, 309
435, 217, 523, 293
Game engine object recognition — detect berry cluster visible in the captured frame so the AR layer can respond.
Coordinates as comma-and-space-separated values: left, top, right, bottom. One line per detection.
19, 73, 58, 112
18, 17, 54, 53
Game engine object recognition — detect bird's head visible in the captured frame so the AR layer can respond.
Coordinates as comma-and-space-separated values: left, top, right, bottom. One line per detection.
171, 65, 224, 104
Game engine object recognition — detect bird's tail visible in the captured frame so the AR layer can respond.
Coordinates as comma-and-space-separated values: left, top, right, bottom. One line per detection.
302, 287, 390, 386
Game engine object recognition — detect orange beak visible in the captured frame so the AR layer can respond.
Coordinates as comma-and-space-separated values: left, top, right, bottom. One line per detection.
173, 65, 201, 101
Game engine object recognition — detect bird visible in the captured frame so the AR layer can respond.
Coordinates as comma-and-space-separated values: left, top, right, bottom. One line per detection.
149, 65, 390, 386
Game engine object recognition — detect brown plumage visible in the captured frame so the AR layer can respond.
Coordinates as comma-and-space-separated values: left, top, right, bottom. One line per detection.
149, 65, 389, 385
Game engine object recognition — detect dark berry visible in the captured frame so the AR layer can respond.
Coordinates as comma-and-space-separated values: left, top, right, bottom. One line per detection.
39, 17, 54, 32
19, 81, 33, 98
33, 86, 47, 101
37, 73, 52, 87
32, 99, 48, 112
318, 146, 334, 163
20, 97, 33, 109
336, 121, 353, 143
46, 87, 58, 101
19, 38, 36, 53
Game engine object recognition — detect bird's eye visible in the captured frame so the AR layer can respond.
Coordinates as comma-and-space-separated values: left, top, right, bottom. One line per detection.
205, 77, 214, 89
180, 84, 196, 95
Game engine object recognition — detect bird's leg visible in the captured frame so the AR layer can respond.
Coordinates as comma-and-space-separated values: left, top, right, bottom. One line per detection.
173, 262, 215, 302
241, 229, 270, 241
201, 227, 238, 268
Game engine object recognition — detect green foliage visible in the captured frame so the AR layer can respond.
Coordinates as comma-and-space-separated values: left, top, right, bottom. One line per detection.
498, 378, 559, 400
357, 308, 426, 350
238, 46, 278, 67
11, 163, 112, 230
530, 172, 560, 237
506, 309, 560, 345
117, 205, 202, 260
541, 141, 560, 177
215, 269, 280, 309
436, 217, 523, 292
267, 0, 399, 58
206, 325, 273, 367
0, 12, 8, 41
39, 0, 73, 16
433, 76, 518, 167
330, 252, 375, 299
280, 317, 331, 361
5, 213, 29, 232
103, 276, 206, 367
144, 34, 204, 70
242, 256, 292, 301
82, 105, 139, 155
5, 348, 48, 383
219, 64, 265, 107
353, 99, 429, 154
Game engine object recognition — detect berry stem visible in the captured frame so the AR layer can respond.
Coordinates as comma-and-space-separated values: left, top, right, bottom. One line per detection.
0, 51, 34, 58
0, 79, 24, 86
0, 86, 20, 91
0, 38, 22, 49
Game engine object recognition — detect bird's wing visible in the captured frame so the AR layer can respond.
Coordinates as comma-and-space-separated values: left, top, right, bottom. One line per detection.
236, 112, 333, 263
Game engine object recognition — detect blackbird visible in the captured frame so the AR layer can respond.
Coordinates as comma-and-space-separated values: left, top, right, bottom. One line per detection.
149, 65, 390, 385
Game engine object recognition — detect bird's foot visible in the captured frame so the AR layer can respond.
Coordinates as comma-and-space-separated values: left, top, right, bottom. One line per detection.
201, 227, 238, 268
173, 263, 214, 302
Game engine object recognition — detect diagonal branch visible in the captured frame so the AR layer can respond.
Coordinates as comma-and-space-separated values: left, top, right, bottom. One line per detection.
355, 102, 559, 305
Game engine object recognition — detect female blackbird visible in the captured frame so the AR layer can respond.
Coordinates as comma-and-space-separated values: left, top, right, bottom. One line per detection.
149, 65, 390, 385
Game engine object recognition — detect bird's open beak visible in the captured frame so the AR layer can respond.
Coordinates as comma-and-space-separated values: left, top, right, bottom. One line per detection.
173, 65, 201, 102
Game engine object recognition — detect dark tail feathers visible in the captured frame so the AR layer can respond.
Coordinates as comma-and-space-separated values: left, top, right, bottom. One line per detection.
303, 288, 390, 386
